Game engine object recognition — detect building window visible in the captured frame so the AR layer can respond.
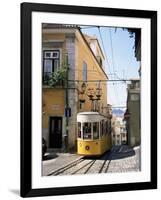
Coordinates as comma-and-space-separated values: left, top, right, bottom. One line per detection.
79, 102, 82, 110
82, 61, 87, 81
131, 94, 139, 101
43, 50, 60, 80
122, 133, 126, 137
96, 56, 102, 67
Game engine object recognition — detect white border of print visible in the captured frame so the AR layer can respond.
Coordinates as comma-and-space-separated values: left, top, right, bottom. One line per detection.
32, 12, 151, 189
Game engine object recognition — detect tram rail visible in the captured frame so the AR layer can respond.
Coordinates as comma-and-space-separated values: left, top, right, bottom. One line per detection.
48, 153, 112, 176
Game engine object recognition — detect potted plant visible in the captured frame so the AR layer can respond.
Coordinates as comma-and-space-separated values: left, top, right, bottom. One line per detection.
47, 65, 68, 87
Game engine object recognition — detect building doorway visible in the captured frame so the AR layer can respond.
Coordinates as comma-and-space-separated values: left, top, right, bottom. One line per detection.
49, 117, 62, 148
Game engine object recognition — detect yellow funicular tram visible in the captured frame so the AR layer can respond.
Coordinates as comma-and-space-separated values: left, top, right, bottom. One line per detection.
77, 112, 112, 156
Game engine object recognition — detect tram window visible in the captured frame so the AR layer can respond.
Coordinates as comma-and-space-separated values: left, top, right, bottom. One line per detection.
101, 120, 104, 136
78, 122, 81, 138
103, 121, 106, 135
93, 122, 99, 139
100, 121, 102, 136
106, 121, 108, 135
83, 123, 92, 139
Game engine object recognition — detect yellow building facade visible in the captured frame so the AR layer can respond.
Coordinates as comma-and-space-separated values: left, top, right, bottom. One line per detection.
42, 24, 109, 152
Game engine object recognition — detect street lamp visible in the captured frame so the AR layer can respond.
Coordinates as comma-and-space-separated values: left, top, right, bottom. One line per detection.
87, 87, 102, 111
95, 87, 102, 100
81, 82, 87, 93
78, 82, 87, 103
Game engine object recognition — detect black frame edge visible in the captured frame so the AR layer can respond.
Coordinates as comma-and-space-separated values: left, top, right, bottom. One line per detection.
23, 182, 156, 198
20, 2, 32, 197
21, 2, 156, 18
150, 11, 157, 189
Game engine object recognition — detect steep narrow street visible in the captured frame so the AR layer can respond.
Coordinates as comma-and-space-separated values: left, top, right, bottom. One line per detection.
43, 145, 140, 176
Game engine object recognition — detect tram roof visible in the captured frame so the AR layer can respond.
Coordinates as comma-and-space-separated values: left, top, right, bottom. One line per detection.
77, 112, 100, 115
77, 112, 107, 122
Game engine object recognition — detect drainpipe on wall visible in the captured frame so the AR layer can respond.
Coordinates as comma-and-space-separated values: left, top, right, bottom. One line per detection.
65, 53, 69, 152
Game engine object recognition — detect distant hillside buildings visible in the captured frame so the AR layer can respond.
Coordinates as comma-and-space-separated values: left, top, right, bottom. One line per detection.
111, 116, 127, 145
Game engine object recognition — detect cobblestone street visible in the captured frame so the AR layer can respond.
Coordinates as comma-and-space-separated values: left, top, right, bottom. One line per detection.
42, 145, 140, 176
43, 145, 140, 176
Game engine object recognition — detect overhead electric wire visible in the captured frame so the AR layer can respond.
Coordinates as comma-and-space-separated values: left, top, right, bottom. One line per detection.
97, 27, 121, 106
108, 28, 128, 106
80, 26, 126, 80
97, 27, 112, 77
80, 26, 124, 82
109, 29, 124, 82
68, 79, 131, 82
109, 28, 115, 73
80, 25, 128, 107
108, 28, 120, 104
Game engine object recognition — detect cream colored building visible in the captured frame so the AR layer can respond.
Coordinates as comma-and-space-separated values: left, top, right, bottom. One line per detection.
111, 116, 127, 145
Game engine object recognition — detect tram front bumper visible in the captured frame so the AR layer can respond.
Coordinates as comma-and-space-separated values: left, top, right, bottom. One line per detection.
77, 139, 101, 156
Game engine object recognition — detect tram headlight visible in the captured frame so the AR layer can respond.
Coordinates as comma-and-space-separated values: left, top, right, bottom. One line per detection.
85, 145, 90, 151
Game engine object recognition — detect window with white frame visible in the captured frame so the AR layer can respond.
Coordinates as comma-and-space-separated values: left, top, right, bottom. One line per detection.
43, 50, 60, 79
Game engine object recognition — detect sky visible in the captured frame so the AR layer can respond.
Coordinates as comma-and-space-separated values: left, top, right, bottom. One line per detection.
80, 26, 140, 109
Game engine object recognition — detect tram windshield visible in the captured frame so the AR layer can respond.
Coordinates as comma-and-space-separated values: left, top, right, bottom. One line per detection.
83, 123, 92, 139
